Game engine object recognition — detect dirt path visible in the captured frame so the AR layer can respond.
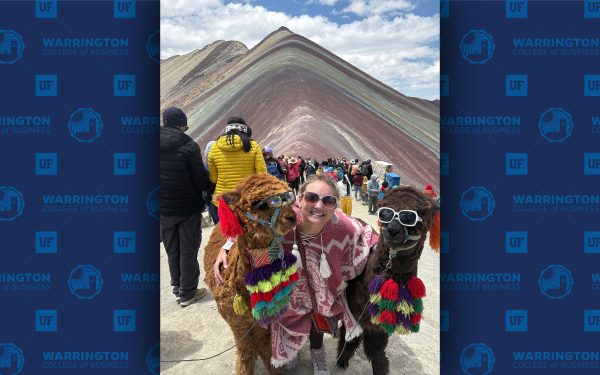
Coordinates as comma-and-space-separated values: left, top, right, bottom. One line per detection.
160, 197, 439, 375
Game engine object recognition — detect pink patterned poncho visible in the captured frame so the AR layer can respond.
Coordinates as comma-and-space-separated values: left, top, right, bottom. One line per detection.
270, 207, 379, 367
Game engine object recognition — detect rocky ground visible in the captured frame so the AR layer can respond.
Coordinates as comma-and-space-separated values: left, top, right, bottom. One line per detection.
160, 197, 440, 375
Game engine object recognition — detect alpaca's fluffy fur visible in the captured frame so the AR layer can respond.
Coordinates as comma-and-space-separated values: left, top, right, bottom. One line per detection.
204, 173, 296, 375
336, 186, 439, 374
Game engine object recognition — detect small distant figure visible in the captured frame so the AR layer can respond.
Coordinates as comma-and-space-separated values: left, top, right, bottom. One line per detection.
425, 183, 437, 198
367, 175, 380, 215
378, 180, 389, 200
353, 171, 363, 201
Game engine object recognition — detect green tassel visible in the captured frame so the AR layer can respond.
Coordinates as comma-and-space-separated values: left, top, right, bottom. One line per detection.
379, 323, 396, 335
233, 293, 249, 316
377, 299, 396, 311
396, 325, 410, 335
370, 316, 379, 325
411, 323, 420, 333
413, 298, 424, 313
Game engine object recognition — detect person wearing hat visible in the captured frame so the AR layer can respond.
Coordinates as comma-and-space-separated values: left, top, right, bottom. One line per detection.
160, 107, 211, 307
425, 183, 437, 198
286, 156, 301, 194
207, 116, 267, 209
263, 146, 285, 180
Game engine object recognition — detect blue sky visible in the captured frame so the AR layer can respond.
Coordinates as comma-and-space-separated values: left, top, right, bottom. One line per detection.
161, 0, 439, 99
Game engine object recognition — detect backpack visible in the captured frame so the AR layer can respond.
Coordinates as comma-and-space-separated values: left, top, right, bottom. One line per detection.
360, 163, 371, 176
266, 161, 281, 179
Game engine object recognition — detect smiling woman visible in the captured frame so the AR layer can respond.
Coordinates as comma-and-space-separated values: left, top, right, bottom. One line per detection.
269, 174, 379, 371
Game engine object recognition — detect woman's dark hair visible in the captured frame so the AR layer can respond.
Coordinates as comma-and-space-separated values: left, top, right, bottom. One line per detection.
223, 116, 252, 152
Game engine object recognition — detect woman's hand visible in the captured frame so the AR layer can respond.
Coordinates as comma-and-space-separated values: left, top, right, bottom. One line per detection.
213, 248, 228, 286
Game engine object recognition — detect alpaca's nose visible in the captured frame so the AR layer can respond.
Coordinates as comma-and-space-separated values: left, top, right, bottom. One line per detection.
386, 220, 406, 243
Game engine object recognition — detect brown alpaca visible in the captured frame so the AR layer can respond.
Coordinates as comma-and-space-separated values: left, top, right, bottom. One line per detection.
336, 186, 440, 374
203, 173, 297, 375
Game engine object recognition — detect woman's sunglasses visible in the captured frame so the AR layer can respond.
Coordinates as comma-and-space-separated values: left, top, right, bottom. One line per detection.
253, 191, 296, 210
377, 207, 422, 226
302, 192, 337, 209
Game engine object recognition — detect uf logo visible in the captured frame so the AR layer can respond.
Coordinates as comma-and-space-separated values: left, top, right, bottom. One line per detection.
505, 153, 527, 175
538, 265, 573, 299
506, 74, 527, 96
460, 186, 495, 221
506, 310, 528, 332
584, 310, 600, 331
146, 343, 160, 375
114, 310, 136, 332
584, 153, 600, 175
585, 0, 600, 18
146, 187, 160, 220
114, 74, 136, 97
0, 30, 25, 65
35, 231, 57, 253
460, 343, 495, 375
584, 231, 600, 253
114, 0, 135, 18
506, 0, 527, 18
68, 265, 103, 299
0, 187, 25, 221
35, 310, 58, 332
146, 30, 159, 63
460, 30, 495, 64
538, 108, 574, 143
506, 231, 527, 253
68, 108, 103, 142
36, 0, 57, 18
584, 75, 600, 96
0, 343, 25, 375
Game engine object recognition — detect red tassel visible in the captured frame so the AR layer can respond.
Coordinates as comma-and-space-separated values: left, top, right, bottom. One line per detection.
411, 313, 422, 325
250, 293, 259, 307
379, 310, 397, 325
407, 277, 426, 299
429, 211, 440, 252
289, 272, 299, 283
218, 196, 243, 238
379, 279, 399, 301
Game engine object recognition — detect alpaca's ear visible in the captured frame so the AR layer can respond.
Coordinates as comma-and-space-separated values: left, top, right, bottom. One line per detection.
220, 191, 241, 206
218, 193, 243, 238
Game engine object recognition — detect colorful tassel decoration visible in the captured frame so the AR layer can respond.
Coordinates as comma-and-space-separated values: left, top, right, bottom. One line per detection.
429, 210, 440, 251
244, 252, 299, 328
407, 276, 426, 299
379, 279, 400, 301
367, 275, 425, 336
218, 196, 243, 238
233, 293, 249, 316
319, 251, 332, 278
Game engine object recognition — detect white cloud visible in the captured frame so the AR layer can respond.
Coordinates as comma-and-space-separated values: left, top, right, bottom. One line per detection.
306, 0, 339, 5
341, 0, 415, 16
160, 1, 439, 99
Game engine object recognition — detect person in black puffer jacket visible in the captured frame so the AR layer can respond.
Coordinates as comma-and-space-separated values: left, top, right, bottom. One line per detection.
160, 107, 211, 307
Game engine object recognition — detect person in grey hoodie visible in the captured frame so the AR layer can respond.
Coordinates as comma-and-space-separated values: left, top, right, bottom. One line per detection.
367, 175, 380, 215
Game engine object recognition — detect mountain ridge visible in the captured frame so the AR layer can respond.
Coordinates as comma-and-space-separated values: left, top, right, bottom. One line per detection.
160, 27, 439, 190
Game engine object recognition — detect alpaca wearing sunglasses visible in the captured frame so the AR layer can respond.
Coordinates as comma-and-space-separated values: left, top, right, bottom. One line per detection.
204, 173, 298, 375
336, 185, 440, 374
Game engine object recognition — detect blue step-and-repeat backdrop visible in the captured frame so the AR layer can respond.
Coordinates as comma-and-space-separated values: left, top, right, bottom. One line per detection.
0, 1, 159, 374
1, 0, 599, 374
441, 0, 600, 374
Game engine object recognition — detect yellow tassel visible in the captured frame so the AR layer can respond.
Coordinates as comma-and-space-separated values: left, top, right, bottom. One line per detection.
233, 293, 249, 316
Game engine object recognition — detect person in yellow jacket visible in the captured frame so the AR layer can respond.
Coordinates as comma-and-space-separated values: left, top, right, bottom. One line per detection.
208, 116, 267, 211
